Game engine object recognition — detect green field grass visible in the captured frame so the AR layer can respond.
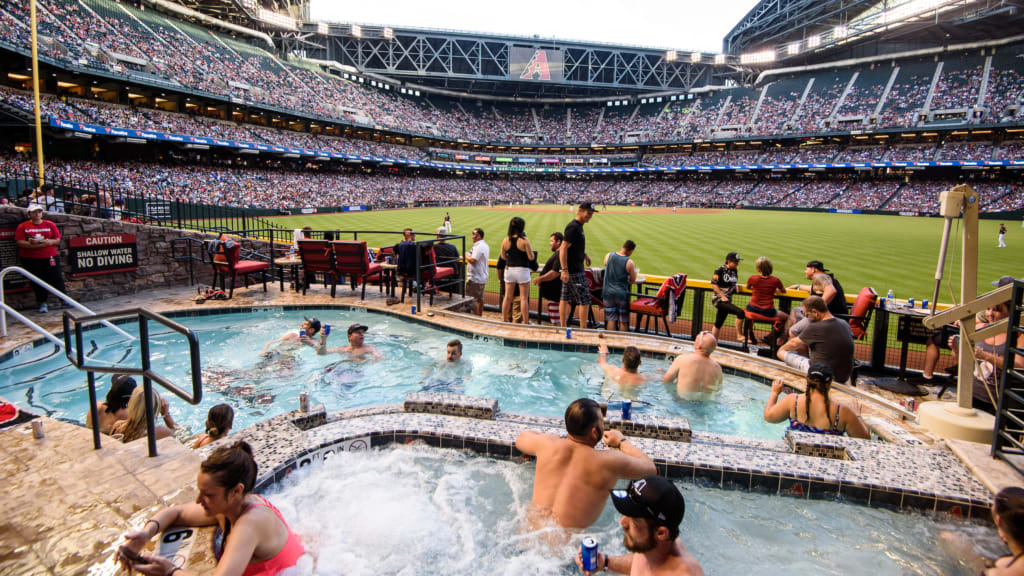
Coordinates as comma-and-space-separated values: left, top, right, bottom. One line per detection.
271, 206, 1021, 304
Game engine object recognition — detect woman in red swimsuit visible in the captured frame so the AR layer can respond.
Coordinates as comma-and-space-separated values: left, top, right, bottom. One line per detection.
118, 441, 304, 576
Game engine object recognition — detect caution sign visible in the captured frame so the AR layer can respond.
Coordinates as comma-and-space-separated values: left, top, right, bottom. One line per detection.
69, 234, 138, 277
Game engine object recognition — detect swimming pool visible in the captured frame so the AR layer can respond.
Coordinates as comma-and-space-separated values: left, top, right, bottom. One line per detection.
1, 308, 782, 439
267, 443, 1000, 575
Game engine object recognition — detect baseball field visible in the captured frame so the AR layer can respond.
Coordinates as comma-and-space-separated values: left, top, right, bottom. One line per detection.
272, 205, 1021, 304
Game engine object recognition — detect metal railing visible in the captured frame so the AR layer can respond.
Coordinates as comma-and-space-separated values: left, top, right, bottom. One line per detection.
0, 266, 135, 345
992, 280, 1024, 472
63, 308, 202, 458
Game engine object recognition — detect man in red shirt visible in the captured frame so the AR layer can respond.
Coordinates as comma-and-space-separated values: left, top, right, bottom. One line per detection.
15, 203, 64, 313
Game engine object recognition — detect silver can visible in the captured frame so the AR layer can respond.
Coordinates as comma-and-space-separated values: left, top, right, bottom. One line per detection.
31, 420, 44, 439
299, 392, 309, 413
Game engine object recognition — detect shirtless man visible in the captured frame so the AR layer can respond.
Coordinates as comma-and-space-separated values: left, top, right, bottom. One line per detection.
260, 317, 321, 355
598, 341, 647, 386
515, 398, 656, 530
575, 476, 705, 576
662, 331, 723, 396
318, 323, 383, 360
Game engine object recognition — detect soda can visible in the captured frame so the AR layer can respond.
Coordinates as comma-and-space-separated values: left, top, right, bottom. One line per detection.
622, 399, 632, 420
566, 327, 572, 339
31, 420, 44, 439
299, 329, 306, 339
908, 297, 915, 308
299, 392, 309, 413
386, 256, 393, 264
323, 324, 331, 336
581, 537, 599, 572
906, 398, 917, 412
922, 300, 929, 310
411, 305, 417, 314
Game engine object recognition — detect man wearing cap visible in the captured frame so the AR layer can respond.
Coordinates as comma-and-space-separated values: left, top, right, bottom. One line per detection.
574, 475, 705, 575
318, 323, 383, 360
788, 260, 847, 319
709, 252, 745, 340
516, 398, 656, 531
560, 203, 597, 328
260, 317, 321, 355
15, 203, 64, 313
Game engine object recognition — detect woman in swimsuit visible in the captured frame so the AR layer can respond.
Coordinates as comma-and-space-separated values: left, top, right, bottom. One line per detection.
763, 363, 870, 439
981, 486, 1024, 575
118, 441, 304, 576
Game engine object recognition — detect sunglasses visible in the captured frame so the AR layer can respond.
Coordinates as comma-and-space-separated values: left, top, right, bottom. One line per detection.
611, 484, 660, 521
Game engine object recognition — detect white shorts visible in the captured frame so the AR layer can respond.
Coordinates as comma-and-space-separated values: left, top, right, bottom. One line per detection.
504, 266, 531, 285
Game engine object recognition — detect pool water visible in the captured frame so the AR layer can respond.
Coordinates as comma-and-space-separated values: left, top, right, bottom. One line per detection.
1, 308, 780, 439
268, 443, 1000, 576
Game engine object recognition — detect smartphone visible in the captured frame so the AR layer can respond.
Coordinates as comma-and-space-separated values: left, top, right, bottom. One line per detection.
118, 545, 145, 564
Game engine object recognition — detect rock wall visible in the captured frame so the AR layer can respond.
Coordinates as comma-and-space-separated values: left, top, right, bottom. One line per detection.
0, 206, 274, 309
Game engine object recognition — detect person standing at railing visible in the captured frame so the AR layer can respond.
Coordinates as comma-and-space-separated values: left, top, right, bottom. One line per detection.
15, 203, 65, 314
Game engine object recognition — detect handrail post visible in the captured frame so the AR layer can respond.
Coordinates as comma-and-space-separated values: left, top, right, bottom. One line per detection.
139, 316, 157, 458
416, 242, 423, 312
86, 370, 101, 450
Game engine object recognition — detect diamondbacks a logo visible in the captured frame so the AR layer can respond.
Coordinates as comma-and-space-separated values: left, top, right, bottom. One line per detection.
520, 50, 551, 81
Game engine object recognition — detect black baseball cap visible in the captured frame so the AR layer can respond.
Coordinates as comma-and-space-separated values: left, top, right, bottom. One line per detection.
610, 476, 685, 528
806, 260, 828, 272
40, 183, 54, 192
726, 252, 742, 262
808, 363, 833, 384
347, 323, 369, 335
992, 276, 1016, 287
106, 374, 137, 409
303, 316, 322, 333
578, 202, 599, 212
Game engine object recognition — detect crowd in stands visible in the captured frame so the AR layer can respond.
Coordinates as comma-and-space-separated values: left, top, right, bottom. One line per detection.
750, 91, 802, 136
938, 141, 992, 161
788, 82, 846, 134
983, 66, 1024, 122
839, 146, 885, 162
930, 65, 983, 110
823, 180, 899, 210
888, 145, 937, 162
878, 72, 931, 128
781, 180, 847, 209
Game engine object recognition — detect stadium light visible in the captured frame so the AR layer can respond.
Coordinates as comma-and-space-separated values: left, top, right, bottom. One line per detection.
807, 34, 820, 48
383, 27, 394, 40
257, 8, 295, 30
714, 54, 726, 65
740, 50, 775, 64
787, 42, 800, 55
690, 52, 701, 63
351, 24, 362, 37
665, 50, 677, 62
317, 23, 328, 35
834, 25, 847, 39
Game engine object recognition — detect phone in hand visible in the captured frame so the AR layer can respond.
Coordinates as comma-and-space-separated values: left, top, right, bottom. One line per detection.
118, 545, 146, 565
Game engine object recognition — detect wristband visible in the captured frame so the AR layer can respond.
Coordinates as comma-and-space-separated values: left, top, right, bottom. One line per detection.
603, 553, 609, 571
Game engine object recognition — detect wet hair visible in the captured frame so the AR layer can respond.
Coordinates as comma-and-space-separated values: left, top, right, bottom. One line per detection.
565, 398, 603, 438
804, 364, 834, 425
802, 295, 828, 314
995, 487, 1024, 545
507, 217, 526, 238
473, 227, 484, 239
201, 440, 257, 494
105, 374, 137, 414
623, 346, 642, 372
550, 232, 564, 243
623, 240, 636, 252
755, 257, 773, 276
205, 404, 234, 440
117, 386, 165, 443
447, 339, 463, 354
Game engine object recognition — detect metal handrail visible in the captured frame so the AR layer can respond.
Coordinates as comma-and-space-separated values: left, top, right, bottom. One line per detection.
63, 307, 202, 457
0, 266, 136, 344
992, 280, 1024, 473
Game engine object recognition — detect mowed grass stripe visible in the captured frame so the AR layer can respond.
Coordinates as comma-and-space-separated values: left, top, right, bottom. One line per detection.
271, 206, 1021, 302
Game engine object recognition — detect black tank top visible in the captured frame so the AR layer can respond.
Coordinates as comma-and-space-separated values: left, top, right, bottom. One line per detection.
506, 236, 530, 268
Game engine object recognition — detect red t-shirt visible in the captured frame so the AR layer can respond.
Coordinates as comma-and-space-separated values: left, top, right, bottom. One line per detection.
746, 274, 784, 309
15, 220, 60, 259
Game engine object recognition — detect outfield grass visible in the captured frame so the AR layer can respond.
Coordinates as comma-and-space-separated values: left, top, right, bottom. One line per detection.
272, 205, 1021, 304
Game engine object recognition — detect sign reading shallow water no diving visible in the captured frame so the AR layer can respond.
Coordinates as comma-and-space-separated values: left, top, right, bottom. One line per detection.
69, 234, 138, 277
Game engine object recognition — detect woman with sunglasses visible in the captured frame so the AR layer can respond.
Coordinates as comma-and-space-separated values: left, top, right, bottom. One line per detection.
763, 363, 870, 439
117, 441, 304, 576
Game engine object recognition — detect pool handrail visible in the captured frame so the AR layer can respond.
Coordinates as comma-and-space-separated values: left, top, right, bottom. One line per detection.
0, 265, 136, 344
62, 307, 203, 458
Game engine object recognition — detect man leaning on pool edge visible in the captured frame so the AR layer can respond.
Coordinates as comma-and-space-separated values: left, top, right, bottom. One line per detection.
515, 398, 656, 530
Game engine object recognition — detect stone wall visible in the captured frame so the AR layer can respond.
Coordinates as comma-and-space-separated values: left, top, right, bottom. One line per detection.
0, 206, 274, 309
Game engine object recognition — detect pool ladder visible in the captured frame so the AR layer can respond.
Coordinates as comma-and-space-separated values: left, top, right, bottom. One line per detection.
62, 307, 203, 457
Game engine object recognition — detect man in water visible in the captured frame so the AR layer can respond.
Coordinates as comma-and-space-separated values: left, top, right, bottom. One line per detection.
260, 317, 321, 355
421, 339, 471, 393
515, 398, 656, 530
318, 323, 383, 360
662, 331, 723, 396
574, 476, 705, 576
598, 341, 647, 386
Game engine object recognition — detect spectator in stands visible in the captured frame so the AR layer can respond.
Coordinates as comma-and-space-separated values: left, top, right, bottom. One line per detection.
710, 252, 745, 341
465, 227, 489, 316
560, 203, 597, 327
85, 374, 137, 435
500, 217, 535, 324
433, 226, 460, 263
745, 257, 788, 345
533, 232, 564, 315
763, 363, 869, 438
602, 240, 638, 332
777, 296, 855, 385
15, 203, 65, 313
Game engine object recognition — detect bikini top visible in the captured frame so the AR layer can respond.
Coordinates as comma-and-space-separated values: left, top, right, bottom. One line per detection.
788, 394, 844, 436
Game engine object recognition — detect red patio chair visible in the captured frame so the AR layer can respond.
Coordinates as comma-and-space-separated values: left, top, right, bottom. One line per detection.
211, 240, 269, 299
630, 275, 686, 337
331, 240, 382, 299
297, 240, 338, 297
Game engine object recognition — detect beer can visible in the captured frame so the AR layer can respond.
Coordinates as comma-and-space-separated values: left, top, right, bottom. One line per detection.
31, 420, 44, 439
299, 329, 306, 339
323, 324, 331, 336
922, 300, 929, 310
566, 327, 572, 339
622, 399, 632, 420
299, 392, 309, 413
411, 305, 417, 314
581, 537, 599, 572
906, 397, 916, 412
907, 297, 915, 308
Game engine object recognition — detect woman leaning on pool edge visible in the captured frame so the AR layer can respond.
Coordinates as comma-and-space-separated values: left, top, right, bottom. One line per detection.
982, 487, 1024, 575
117, 441, 304, 576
